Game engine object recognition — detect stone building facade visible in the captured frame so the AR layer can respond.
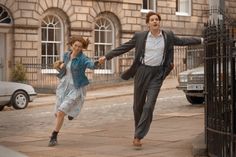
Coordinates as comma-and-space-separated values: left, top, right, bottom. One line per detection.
0, 0, 226, 86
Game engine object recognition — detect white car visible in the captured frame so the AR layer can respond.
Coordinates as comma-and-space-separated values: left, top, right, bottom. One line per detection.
0, 81, 37, 111
176, 66, 205, 104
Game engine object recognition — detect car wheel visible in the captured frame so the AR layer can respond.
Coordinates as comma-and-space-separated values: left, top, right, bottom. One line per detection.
0, 105, 4, 111
186, 95, 204, 104
11, 91, 29, 110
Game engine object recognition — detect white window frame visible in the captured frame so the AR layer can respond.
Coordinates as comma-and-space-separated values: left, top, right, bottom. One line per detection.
41, 15, 64, 74
141, 0, 157, 13
94, 17, 115, 74
176, 0, 191, 16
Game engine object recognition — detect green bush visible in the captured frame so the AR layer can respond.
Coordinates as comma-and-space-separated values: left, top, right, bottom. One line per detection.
11, 63, 27, 83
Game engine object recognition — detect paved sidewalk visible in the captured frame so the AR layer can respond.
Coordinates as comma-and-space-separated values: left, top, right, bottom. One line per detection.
0, 113, 205, 157
0, 78, 206, 157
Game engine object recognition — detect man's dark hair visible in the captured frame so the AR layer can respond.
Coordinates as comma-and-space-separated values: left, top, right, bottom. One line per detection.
146, 11, 161, 23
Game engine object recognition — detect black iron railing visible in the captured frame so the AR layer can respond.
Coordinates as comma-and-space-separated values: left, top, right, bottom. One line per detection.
12, 46, 202, 93
204, 20, 236, 157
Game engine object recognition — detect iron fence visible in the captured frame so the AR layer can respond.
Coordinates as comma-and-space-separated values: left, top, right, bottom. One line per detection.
13, 46, 202, 93
204, 21, 236, 157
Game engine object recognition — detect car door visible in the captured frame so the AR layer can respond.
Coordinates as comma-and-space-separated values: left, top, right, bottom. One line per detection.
0, 82, 10, 105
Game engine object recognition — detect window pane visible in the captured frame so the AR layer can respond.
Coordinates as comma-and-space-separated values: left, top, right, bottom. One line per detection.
55, 20, 61, 28
42, 56, 46, 68
106, 23, 112, 30
95, 45, 99, 57
100, 31, 105, 43
99, 45, 105, 56
48, 56, 53, 65
47, 43, 53, 55
143, 0, 147, 9
55, 29, 61, 41
149, 0, 154, 10
1, 17, 11, 23
95, 45, 104, 57
48, 28, 54, 41
107, 31, 112, 43
178, 0, 190, 13
55, 43, 60, 56
42, 43, 46, 55
142, 0, 156, 10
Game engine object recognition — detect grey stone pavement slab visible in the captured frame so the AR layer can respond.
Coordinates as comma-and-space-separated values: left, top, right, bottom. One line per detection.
0, 78, 207, 157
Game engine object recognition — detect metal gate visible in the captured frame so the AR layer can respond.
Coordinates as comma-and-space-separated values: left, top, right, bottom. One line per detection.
204, 21, 236, 156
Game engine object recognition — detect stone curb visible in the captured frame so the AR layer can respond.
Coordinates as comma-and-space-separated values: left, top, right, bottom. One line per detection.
192, 132, 207, 157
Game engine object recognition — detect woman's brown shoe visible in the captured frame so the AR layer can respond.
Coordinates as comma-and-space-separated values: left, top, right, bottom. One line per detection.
133, 138, 142, 147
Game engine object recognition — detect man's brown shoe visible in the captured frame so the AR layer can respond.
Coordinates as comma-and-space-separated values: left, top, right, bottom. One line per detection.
133, 138, 142, 147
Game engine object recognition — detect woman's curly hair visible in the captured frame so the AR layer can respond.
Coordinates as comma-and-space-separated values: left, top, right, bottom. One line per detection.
67, 36, 90, 49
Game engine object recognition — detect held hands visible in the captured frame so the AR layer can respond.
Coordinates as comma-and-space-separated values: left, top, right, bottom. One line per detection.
98, 56, 106, 64
94, 56, 106, 68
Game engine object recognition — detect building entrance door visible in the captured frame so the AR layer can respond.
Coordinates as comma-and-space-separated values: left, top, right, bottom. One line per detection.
0, 33, 5, 81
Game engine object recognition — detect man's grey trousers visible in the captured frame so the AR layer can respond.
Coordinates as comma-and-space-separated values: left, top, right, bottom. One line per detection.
133, 64, 164, 139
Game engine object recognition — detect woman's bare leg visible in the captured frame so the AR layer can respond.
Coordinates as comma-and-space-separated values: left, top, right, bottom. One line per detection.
54, 111, 65, 132
48, 111, 65, 146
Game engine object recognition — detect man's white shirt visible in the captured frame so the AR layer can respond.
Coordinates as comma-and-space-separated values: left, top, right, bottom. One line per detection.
144, 31, 165, 66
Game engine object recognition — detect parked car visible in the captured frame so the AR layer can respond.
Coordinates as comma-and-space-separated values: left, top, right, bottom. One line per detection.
0, 81, 37, 111
176, 65, 205, 104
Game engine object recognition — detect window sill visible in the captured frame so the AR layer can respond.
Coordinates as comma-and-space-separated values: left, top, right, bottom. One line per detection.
140, 9, 155, 13
94, 69, 113, 74
41, 69, 58, 74
176, 12, 191, 16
